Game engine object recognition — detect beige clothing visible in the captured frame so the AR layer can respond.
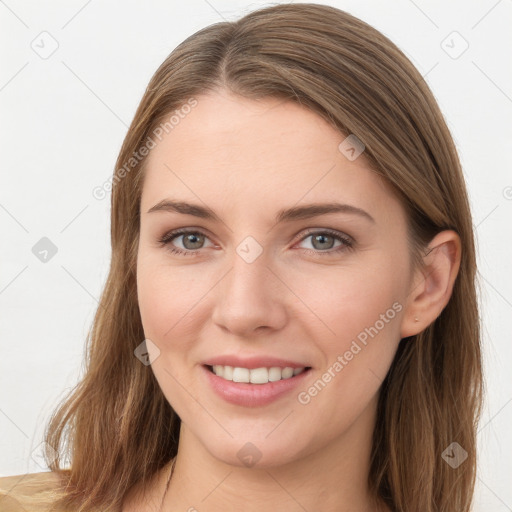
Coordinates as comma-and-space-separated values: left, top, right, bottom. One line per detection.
0, 472, 66, 512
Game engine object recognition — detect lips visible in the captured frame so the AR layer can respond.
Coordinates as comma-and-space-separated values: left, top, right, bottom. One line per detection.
202, 355, 311, 369
201, 364, 312, 407
200, 354, 313, 406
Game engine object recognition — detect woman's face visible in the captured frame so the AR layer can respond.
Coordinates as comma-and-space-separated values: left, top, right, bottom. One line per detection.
137, 89, 414, 467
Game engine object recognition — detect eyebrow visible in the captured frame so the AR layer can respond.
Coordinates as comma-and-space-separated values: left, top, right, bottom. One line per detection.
147, 199, 375, 224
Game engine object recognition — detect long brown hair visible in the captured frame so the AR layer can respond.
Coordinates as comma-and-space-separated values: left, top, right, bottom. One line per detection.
44, 4, 483, 511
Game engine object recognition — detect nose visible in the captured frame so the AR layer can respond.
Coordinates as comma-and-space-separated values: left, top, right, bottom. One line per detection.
211, 250, 288, 337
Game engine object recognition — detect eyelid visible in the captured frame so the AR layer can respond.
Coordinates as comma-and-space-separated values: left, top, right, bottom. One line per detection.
158, 226, 355, 256
158, 227, 217, 248
293, 227, 354, 245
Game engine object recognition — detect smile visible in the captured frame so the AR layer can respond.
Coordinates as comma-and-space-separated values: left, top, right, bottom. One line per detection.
202, 364, 313, 407
208, 364, 309, 384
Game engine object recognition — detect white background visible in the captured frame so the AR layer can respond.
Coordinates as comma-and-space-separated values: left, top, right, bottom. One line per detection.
1, 1, 511, 510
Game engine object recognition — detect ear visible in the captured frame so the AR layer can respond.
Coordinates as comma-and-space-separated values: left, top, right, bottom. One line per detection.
400, 230, 461, 338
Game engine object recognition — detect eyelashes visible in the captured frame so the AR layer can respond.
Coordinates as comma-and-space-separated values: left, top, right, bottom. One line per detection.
157, 227, 354, 258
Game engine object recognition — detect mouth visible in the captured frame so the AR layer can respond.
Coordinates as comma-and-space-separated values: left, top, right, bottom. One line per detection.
202, 363, 313, 407
204, 364, 312, 384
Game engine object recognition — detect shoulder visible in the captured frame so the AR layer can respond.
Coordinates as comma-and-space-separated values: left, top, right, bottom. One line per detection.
0, 471, 67, 511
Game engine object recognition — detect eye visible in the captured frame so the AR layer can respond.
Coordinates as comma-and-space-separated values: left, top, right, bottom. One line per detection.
157, 227, 354, 257
157, 229, 214, 256
295, 229, 353, 256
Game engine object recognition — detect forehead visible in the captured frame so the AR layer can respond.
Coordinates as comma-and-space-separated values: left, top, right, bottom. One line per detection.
140, 91, 400, 223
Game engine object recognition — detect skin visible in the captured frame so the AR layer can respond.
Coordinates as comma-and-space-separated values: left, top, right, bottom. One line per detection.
126, 89, 461, 511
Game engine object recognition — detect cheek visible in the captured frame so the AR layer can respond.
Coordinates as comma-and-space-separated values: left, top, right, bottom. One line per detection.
292, 260, 405, 414
292, 256, 405, 349
136, 257, 203, 409
136, 255, 212, 350
291, 257, 405, 419
137, 262, 170, 339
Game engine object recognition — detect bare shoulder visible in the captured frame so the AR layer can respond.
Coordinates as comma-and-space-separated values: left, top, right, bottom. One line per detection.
0, 471, 67, 511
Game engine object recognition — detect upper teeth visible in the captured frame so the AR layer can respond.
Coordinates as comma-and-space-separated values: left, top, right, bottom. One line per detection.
212, 365, 305, 384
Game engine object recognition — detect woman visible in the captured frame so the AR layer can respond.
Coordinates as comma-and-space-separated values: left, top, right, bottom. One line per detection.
0, 3, 482, 511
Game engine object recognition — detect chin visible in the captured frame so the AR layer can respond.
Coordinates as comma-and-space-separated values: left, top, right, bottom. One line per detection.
198, 434, 311, 470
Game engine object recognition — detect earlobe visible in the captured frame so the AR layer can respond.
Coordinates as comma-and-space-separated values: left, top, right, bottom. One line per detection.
400, 230, 461, 338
